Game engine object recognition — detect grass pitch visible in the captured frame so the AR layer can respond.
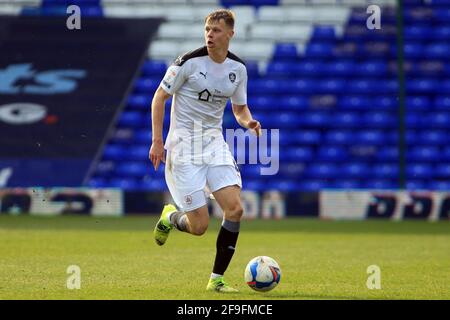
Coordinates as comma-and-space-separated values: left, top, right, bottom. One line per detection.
0, 215, 448, 300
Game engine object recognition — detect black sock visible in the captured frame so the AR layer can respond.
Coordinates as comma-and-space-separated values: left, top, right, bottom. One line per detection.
212, 221, 240, 275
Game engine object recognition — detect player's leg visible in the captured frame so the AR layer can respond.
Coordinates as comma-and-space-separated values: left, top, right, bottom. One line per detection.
205, 165, 242, 292
154, 154, 209, 245
170, 204, 209, 235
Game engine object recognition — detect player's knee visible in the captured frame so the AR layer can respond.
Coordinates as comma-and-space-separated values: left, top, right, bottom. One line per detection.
191, 223, 208, 236
226, 204, 244, 221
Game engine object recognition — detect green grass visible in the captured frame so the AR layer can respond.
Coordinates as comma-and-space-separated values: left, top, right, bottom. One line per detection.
0, 215, 449, 300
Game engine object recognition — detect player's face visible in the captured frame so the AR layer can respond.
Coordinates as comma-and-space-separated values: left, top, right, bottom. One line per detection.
204, 19, 233, 50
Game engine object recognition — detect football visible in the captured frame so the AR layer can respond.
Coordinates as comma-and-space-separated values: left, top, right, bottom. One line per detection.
244, 256, 281, 292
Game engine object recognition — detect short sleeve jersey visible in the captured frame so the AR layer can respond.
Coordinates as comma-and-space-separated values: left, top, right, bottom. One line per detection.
160, 46, 247, 152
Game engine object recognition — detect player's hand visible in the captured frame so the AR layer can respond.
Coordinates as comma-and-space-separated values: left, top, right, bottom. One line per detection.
149, 140, 166, 171
247, 119, 262, 137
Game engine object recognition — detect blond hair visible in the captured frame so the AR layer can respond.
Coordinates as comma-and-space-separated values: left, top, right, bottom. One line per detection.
205, 9, 235, 29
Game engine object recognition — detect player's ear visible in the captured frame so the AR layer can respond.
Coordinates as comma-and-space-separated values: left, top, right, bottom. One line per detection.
228, 29, 234, 39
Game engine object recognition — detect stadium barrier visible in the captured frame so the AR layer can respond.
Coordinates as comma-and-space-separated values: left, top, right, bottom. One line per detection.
1, 188, 448, 220
0, 188, 123, 216
320, 190, 450, 221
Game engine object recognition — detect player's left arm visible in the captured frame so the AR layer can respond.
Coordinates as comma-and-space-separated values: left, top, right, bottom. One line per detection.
232, 103, 261, 137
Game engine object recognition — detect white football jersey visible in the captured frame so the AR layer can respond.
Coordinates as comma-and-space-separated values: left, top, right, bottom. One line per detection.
160, 46, 247, 164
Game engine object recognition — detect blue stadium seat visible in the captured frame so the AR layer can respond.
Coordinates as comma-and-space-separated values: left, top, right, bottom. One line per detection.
317, 79, 346, 94
248, 95, 275, 110
433, 7, 450, 23
356, 130, 386, 145
373, 96, 397, 110
109, 178, 139, 190
284, 147, 314, 162
372, 164, 399, 179
297, 111, 331, 127
134, 78, 160, 93
332, 180, 362, 189
266, 62, 296, 77
139, 178, 167, 191
290, 79, 318, 94
440, 80, 450, 93
426, 112, 450, 128
124, 145, 149, 161
443, 147, 450, 160
297, 61, 326, 77
376, 147, 399, 161
272, 43, 298, 60
246, 61, 260, 78
267, 180, 300, 192
241, 165, 264, 179
424, 43, 450, 59
279, 96, 309, 110
406, 79, 438, 94
318, 146, 348, 161
429, 180, 450, 190
118, 111, 145, 128
406, 96, 431, 110
305, 42, 334, 58
435, 164, 450, 177
407, 147, 440, 162
103, 145, 125, 161
406, 180, 427, 190
404, 42, 425, 58
312, 26, 336, 41
362, 112, 396, 128
330, 112, 361, 128
364, 180, 398, 189
86, 178, 107, 188
340, 163, 369, 178
116, 162, 148, 177
293, 130, 322, 145
278, 164, 305, 178
337, 96, 371, 110
127, 94, 151, 110
406, 163, 433, 179
306, 163, 339, 179
297, 180, 331, 191
433, 25, 450, 40
141, 60, 167, 76
434, 95, 450, 109
242, 180, 269, 192
95, 161, 115, 177
356, 61, 388, 77
419, 130, 448, 145
325, 130, 354, 145
404, 26, 432, 40
325, 61, 355, 77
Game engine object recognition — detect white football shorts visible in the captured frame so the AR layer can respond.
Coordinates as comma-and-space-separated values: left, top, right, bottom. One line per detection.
165, 151, 242, 212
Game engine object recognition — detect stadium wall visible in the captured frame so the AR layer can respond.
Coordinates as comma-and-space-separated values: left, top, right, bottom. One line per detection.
1, 188, 448, 221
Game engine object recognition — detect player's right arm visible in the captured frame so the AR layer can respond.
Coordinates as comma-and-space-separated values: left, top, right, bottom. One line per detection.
149, 58, 189, 171
149, 86, 171, 171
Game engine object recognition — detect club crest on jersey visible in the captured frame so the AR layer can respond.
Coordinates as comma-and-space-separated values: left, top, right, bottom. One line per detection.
229, 72, 236, 83
184, 195, 193, 205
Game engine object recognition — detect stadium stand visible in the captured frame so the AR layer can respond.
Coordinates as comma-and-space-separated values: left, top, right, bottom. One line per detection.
2, 0, 448, 191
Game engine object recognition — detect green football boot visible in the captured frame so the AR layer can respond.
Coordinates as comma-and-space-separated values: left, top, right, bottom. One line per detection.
153, 204, 177, 246
206, 277, 239, 293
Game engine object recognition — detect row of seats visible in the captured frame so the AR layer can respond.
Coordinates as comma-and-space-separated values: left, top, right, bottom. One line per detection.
108, 129, 450, 146
101, 145, 450, 163
87, 176, 450, 191
127, 92, 450, 110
